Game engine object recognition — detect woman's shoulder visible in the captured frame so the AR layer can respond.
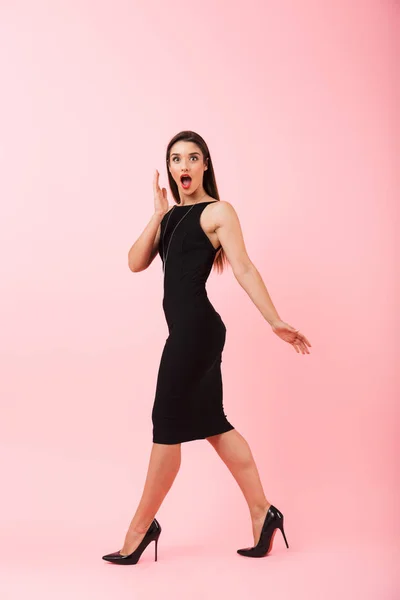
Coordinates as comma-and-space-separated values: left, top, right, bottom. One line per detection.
207, 200, 239, 228
209, 199, 235, 213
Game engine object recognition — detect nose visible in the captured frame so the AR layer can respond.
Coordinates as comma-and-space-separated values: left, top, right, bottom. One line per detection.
180, 159, 190, 171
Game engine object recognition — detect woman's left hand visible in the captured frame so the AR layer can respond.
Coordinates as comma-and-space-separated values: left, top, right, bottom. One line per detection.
271, 320, 312, 354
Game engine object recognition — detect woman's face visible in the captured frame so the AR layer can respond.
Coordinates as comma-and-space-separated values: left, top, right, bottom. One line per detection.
168, 141, 208, 196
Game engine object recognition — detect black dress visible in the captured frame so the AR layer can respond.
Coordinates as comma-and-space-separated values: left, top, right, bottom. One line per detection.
151, 201, 235, 444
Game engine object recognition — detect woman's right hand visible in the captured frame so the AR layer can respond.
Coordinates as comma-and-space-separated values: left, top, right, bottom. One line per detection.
153, 170, 169, 216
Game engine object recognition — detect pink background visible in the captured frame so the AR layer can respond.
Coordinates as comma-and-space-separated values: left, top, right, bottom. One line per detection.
1, 0, 398, 598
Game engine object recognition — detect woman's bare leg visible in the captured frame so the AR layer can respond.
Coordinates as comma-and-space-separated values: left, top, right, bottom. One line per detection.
206, 429, 271, 546
120, 442, 181, 555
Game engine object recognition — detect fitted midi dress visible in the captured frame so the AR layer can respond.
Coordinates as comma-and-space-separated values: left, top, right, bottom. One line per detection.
151, 200, 235, 444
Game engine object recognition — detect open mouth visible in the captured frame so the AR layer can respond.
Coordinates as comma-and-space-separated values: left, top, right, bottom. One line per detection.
180, 175, 192, 189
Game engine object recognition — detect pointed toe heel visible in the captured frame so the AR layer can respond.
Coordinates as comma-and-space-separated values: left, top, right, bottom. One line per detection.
237, 505, 289, 558
102, 518, 162, 565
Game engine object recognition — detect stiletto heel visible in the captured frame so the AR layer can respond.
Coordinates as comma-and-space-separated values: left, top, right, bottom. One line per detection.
102, 518, 162, 565
279, 523, 289, 548
237, 505, 289, 558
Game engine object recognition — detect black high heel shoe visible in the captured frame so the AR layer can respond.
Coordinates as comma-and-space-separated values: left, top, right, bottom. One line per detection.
237, 505, 289, 558
102, 518, 162, 565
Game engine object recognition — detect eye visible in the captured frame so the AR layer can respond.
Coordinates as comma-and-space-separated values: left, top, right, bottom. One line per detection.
172, 156, 179, 162
190, 156, 198, 161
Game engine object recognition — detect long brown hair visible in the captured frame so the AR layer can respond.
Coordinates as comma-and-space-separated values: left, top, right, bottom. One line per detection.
165, 130, 227, 274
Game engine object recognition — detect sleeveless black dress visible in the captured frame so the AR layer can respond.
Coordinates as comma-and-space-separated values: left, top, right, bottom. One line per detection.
151, 201, 235, 444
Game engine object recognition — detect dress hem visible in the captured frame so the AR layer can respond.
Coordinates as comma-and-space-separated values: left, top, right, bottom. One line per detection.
153, 423, 235, 445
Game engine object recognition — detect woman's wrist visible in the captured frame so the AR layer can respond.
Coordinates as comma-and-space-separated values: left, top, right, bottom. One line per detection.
269, 318, 283, 328
153, 210, 167, 221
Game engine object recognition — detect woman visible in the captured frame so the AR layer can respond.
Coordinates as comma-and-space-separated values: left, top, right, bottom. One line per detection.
102, 130, 311, 565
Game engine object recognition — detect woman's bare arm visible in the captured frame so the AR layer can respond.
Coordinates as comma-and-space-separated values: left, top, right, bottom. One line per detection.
128, 170, 171, 272
213, 201, 281, 326
213, 201, 311, 354
128, 212, 164, 272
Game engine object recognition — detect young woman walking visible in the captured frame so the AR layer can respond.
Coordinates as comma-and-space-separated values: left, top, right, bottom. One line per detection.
102, 130, 311, 565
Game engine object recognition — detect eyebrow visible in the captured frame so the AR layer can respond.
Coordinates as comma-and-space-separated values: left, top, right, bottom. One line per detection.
170, 152, 201, 157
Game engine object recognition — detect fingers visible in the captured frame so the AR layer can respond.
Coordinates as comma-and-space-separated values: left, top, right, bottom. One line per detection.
295, 330, 312, 348
296, 338, 310, 354
300, 334, 311, 348
292, 336, 310, 354
153, 169, 160, 195
294, 343, 305, 354
300, 340, 310, 354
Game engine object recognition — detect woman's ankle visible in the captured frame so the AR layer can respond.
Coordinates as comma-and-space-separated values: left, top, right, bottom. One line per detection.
250, 502, 271, 520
